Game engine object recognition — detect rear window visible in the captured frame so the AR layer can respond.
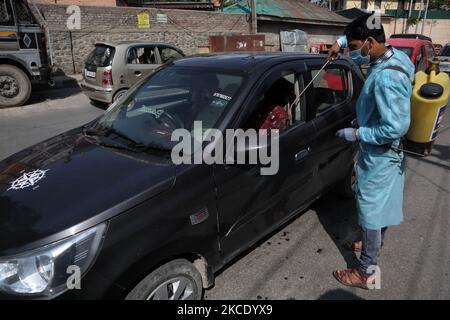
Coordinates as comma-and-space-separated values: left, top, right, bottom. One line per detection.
86, 45, 115, 67
393, 46, 413, 58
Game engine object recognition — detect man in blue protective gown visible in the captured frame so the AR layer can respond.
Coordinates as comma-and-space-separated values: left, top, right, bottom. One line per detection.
327, 14, 415, 289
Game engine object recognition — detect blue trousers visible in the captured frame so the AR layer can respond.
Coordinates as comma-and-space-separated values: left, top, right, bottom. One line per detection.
359, 227, 388, 275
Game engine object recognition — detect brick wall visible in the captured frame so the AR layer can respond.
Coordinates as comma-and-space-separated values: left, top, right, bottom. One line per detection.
34, 0, 117, 7
36, 4, 249, 73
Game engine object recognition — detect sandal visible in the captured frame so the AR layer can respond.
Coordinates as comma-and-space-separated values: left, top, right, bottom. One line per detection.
332, 268, 375, 290
344, 240, 362, 253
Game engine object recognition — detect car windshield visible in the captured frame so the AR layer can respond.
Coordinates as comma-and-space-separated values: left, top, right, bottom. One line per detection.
440, 45, 450, 56
393, 46, 413, 58
95, 66, 244, 151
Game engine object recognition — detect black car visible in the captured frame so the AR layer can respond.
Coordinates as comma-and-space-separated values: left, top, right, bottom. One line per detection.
0, 53, 364, 300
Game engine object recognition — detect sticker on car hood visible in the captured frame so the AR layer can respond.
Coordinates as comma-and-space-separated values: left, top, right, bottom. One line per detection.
8, 169, 50, 191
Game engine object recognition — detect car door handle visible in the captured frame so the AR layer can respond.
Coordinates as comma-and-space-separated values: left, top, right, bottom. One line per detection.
135, 71, 142, 76
295, 147, 311, 162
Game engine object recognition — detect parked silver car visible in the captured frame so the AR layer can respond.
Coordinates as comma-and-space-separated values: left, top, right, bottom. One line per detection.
81, 41, 185, 104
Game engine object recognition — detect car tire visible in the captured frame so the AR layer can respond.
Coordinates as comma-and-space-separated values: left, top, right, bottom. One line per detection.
125, 259, 203, 300
0, 65, 32, 108
113, 89, 128, 103
337, 152, 358, 199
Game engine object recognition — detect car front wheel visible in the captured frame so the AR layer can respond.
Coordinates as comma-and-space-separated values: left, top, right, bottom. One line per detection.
125, 259, 203, 300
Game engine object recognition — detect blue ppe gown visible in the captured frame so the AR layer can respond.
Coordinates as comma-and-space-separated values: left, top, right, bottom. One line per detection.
337, 36, 415, 229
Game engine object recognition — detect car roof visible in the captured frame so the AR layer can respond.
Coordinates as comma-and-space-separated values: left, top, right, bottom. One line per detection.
171, 52, 327, 73
94, 41, 181, 49
387, 38, 431, 48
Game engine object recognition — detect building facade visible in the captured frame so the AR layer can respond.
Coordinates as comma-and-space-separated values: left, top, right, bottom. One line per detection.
34, 0, 118, 6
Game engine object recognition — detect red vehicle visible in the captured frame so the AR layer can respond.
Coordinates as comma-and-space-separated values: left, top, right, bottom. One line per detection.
387, 34, 435, 72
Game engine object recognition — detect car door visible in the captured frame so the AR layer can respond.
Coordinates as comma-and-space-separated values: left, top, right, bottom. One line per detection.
214, 61, 321, 261
125, 45, 161, 86
305, 58, 358, 191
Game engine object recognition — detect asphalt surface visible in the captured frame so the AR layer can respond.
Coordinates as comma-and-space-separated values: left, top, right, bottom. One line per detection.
0, 83, 449, 300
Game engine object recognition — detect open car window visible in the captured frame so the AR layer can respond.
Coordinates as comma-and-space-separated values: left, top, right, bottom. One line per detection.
309, 67, 349, 117
243, 71, 305, 135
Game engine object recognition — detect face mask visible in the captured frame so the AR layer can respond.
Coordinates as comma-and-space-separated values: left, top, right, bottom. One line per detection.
349, 40, 371, 65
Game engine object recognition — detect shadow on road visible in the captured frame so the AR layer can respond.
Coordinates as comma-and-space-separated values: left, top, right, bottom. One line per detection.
88, 99, 109, 110
318, 289, 365, 300
312, 192, 361, 269
27, 75, 83, 105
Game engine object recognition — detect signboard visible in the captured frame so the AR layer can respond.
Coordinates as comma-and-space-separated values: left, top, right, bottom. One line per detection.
209, 35, 265, 52
138, 11, 150, 29
156, 13, 168, 23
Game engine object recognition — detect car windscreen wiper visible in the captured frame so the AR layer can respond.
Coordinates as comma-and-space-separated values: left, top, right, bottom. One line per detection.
83, 125, 140, 145
132, 142, 171, 152
83, 125, 170, 153
97, 141, 140, 153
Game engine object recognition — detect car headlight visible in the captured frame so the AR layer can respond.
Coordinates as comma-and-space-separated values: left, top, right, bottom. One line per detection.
0, 223, 106, 297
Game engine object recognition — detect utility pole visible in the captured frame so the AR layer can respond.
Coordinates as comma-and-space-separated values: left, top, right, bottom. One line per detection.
421, 0, 430, 35
251, 0, 257, 34
415, 0, 424, 33
407, 0, 414, 33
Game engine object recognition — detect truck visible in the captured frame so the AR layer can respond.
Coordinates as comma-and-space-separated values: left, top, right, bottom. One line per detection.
0, 0, 54, 108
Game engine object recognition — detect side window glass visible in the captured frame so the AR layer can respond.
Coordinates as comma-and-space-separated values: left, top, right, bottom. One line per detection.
137, 47, 157, 64
417, 47, 426, 71
15, 1, 35, 25
426, 45, 435, 62
309, 67, 349, 117
127, 48, 138, 64
0, 0, 13, 25
127, 47, 157, 64
159, 47, 183, 64
244, 71, 302, 134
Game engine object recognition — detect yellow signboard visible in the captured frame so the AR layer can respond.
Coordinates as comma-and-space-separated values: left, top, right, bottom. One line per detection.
138, 11, 150, 29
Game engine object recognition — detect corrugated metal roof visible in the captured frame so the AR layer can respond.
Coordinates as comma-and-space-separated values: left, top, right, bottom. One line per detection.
337, 7, 394, 19
223, 0, 351, 26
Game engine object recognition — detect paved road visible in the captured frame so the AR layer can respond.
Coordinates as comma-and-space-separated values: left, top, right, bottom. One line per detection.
1, 86, 449, 300
0, 84, 104, 160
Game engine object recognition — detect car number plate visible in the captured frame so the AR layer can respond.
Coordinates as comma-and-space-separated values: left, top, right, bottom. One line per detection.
85, 70, 96, 78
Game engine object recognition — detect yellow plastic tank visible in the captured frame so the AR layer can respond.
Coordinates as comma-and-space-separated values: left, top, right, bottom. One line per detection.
407, 60, 450, 146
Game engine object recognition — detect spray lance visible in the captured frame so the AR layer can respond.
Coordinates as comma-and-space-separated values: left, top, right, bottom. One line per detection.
290, 58, 424, 157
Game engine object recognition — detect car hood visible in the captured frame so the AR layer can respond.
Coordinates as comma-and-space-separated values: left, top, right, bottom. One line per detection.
0, 129, 175, 255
